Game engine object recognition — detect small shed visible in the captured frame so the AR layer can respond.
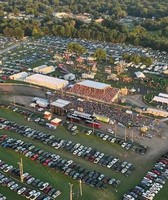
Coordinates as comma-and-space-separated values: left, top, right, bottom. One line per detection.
51, 118, 62, 126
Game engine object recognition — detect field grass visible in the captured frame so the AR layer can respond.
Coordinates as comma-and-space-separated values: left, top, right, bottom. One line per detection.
0, 108, 167, 200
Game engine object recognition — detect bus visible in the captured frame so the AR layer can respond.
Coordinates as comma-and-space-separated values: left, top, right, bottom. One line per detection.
66, 114, 81, 123
73, 111, 95, 121
85, 120, 101, 129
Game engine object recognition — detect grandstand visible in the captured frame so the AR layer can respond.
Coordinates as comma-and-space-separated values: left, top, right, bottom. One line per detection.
68, 80, 120, 103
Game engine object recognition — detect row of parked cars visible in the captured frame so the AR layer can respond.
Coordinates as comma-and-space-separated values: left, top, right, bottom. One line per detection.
1, 118, 134, 177
0, 193, 6, 200
123, 151, 168, 200
0, 134, 121, 190
66, 122, 147, 155
0, 158, 61, 200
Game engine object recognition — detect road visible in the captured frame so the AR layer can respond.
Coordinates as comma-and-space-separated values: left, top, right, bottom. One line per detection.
125, 94, 148, 108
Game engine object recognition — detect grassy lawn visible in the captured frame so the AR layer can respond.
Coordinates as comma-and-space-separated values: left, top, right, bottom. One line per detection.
0, 108, 167, 200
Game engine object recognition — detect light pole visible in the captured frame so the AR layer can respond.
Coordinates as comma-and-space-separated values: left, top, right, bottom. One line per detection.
17, 158, 24, 183
79, 179, 82, 196
69, 183, 73, 200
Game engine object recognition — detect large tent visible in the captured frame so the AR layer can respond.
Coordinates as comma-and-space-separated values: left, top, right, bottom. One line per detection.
24, 74, 68, 90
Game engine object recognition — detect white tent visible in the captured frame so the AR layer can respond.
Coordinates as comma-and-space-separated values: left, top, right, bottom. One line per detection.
152, 96, 168, 105
24, 74, 68, 90
135, 71, 146, 78
10, 72, 29, 80
33, 65, 55, 74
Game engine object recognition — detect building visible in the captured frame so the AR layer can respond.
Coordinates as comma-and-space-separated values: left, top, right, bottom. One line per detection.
81, 73, 96, 79
152, 95, 168, 105
68, 80, 120, 103
145, 108, 168, 117
24, 74, 68, 90
50, 99, 71, 116
51, 118, 62, 126
44, 111, 52, 120
10, 72, 29, 80
33, 65, 55, 74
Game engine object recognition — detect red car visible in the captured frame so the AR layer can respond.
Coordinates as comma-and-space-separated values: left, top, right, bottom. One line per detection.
152, 170, 161, 176
158, 159, 168, 165
0, 135, 8, 141
31, 154, 39, 161
43, 159, 51, 166
145, 175, 154, 180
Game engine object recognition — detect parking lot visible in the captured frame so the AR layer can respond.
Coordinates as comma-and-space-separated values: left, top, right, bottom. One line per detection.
0, 102, 168, 200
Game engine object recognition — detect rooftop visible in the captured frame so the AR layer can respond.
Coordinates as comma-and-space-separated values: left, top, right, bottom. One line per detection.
77, 80, 110, 90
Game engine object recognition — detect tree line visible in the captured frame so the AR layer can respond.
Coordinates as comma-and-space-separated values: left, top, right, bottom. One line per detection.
0, 0, 168, 52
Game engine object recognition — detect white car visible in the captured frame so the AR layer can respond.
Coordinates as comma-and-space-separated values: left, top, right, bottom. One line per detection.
39, 182, 49, 191
22, 173, 29, 179
7, 181, 15, 187
86, 130, 93, 135
30, 192, 41, 200
17, 187, 27, 195
4, 165, 13, 173
107, 162, 113, 168
26, 190, 37, 199
102, 135, 109, 140
106, 128, 114, 134
71, 126, 77, 131
52, 190, 61, 198
110, 138, 116, 143
10, 183, 18, 190
94, 157, 100, 164
27, 177, 35, 184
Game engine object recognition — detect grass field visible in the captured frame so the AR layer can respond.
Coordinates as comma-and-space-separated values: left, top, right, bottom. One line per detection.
0, 108, 167, 200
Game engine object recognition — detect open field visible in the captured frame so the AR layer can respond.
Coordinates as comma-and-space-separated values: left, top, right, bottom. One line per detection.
0, 108, 168, 200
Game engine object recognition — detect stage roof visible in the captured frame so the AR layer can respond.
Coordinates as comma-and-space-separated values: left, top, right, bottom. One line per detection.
51, 99, 71, 108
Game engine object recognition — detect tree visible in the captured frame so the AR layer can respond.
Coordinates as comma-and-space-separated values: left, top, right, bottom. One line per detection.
67, 42, 86, 56
93, 48, 106, 61
14, 27, 24, 39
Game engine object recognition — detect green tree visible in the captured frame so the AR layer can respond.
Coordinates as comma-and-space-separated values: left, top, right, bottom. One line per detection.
67, 42, 86, 56
14, 27, 24, 39
93, 48, 106, 61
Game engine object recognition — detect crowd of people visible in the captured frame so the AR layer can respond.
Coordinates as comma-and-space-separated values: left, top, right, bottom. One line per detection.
50, 91, 152, 128
68, 84, 120, 103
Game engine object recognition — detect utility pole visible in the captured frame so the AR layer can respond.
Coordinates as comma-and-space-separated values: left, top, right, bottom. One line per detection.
79, 179, 83, 196
124, 127, 127, 142
13, 96, 15, 106
18, 158, 24, 183
131, 129, 134, 142
114, 122, 117, 138
69, 183, 73, 200
92, 123, 94, 134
